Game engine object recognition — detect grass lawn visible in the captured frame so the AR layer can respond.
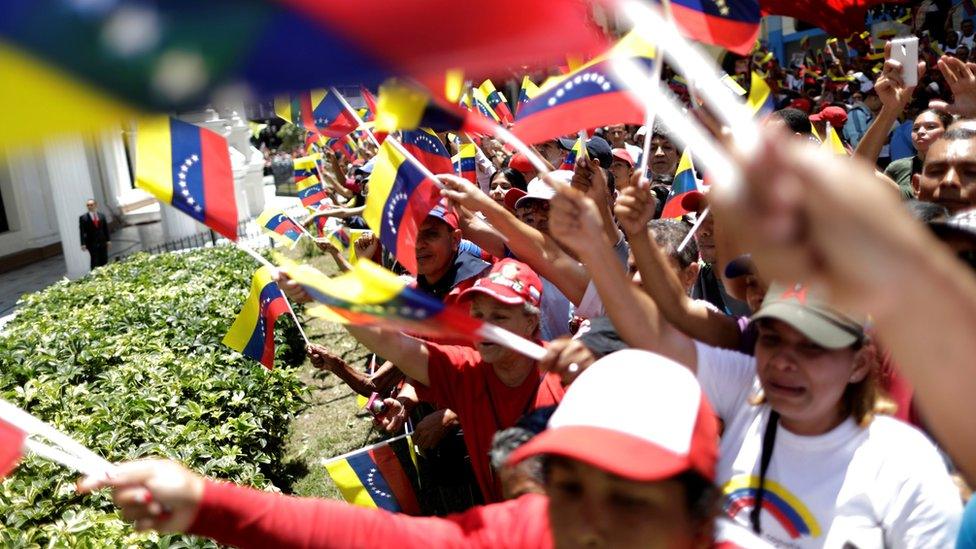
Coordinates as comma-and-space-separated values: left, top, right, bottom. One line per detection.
278, 246, 386, 500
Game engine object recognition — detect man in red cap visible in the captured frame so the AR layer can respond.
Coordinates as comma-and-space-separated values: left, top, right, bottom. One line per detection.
809, 105, 848, 140
80, 350, 769, 548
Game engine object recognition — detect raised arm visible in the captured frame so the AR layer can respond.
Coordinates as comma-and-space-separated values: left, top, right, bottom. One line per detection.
615, 186, 742, 349
454, 203, 508, 258
344, 326, 431, 386
853, 44, 922, 164
439, 174, 589, 304
548, 186, 698, 369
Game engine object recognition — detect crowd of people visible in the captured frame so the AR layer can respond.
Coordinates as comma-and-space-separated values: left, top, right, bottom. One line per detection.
70, 9, 976, 549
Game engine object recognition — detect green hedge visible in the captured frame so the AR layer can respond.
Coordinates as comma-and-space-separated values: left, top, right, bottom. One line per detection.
0, 246, 307, 547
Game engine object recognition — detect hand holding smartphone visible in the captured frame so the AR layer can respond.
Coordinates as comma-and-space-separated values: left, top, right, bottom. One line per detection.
889, 36, 919, 87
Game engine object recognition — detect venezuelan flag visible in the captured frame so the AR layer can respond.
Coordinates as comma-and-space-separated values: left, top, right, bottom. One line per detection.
518, 76, 541, 115
325, 227, 370, 263
401, 129, 454, 176
276, 91, 318, 134
362, 139, 443, 274
136, 117, 238, 240
453, 143, 478, 184
479, 80, 514, 124
822, 125, 848, 156
512, 31, 654, 145
559, 135, 587, 171
324, 437, 420, 514
669, 0, 760, 56
746, 72, 775, 118
223, 267, 290, 370
0, 418, 25, 479
296, 176, 329, 209
374, 81, 496, 135
257, 208, 305, 248
280, 259, 484, 339
465, 88, 502, 123
661, 150, 700, 218
313, 90, 358, 138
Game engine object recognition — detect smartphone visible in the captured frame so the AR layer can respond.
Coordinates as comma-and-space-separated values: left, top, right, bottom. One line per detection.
889, 37, 919, 87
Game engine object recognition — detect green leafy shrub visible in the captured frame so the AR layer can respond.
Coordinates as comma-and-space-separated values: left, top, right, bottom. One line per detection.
0, 246, 307, 547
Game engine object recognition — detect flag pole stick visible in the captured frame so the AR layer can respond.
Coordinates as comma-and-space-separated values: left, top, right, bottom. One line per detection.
235, 243, 311, 346
24, 439, 112, 478
321, 432, 412, 465
612, 57, 740, 192
677, 206, 709, 253
477, 323, 548, 361
619, 0, 760, 157
636, 0, 672, 184
492, 125, 553, 179
0, 399, 114, 475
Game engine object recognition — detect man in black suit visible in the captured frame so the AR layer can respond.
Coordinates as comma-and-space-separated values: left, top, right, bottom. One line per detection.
79, 199, 111, 269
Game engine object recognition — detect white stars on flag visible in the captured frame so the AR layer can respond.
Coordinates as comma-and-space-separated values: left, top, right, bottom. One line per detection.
546, 70, 613, 108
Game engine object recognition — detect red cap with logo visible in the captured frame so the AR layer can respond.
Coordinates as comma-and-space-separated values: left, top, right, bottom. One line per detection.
458, 258, 542, 308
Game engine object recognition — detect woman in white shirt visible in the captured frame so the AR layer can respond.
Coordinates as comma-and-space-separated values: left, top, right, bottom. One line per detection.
546, 186, 962, 549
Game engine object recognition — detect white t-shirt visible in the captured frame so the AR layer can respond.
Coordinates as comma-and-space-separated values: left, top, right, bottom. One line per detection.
695, 342, 961, 549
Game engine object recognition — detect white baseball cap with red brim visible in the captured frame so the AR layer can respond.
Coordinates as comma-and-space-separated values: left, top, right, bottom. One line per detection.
508, 349, 718, 482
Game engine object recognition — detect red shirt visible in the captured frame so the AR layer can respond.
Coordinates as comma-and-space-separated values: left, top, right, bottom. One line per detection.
189, 481, 766, 548
417, 343, 565, 503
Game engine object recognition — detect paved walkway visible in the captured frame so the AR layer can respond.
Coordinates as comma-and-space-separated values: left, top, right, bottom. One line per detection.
0, 183, 300, 331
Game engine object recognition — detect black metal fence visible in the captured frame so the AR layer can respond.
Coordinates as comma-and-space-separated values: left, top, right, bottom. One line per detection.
123, 217, 271, 259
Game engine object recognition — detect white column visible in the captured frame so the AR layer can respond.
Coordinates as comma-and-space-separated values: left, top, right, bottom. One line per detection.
43, 136, 98, 279
94, 126, 134, 220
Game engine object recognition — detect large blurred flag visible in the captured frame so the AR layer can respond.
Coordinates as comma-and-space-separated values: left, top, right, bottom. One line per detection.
661, 150, 700, 218
223, 267, 290, 370
511, 32, 655, 144
400, 129, 454, 175
453, 143, 478, 184
0, 419, 25, 479
668, 0, 761, 55
478, 80, 514, 124
746, 71, 775, 117
374, 81, 496, 135
759, 0, 890, 38
1, 0, 604, 145
136, 117, 238, 240
281, 259, 485, 340
324, 436, 420, 514
257, 208, 306, 248
362, 139, 442, 274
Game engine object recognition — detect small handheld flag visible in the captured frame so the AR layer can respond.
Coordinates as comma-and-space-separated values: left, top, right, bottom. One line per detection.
746, 71, 775, 117
257, 208, 307, 248
400, 129, 454, 175
559, 135, 587, 170
362, 138, 443, 274
223, 267, 290, 369
661, 149, 701, 218
517, 76, 541, 115
479, 80, 514, 124
313, 89, 359, 138
324, 433, 420, 514
136, 117, 238, 240
466, 87, 502, 124
282, 259, 547, 360
374, 81, 496, 135
453, 143, 478, 184
324, 226, 370, 263
0, 418, 25, 479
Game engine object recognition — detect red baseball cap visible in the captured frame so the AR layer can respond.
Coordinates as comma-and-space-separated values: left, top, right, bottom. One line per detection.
427, 200, 459, 230
509, 153, 534, 175
458, 258, 542, 308
503, 187, 528, 211
611, 148, 635, 167
809, 106, 848, 129
509, 349, 718, 482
